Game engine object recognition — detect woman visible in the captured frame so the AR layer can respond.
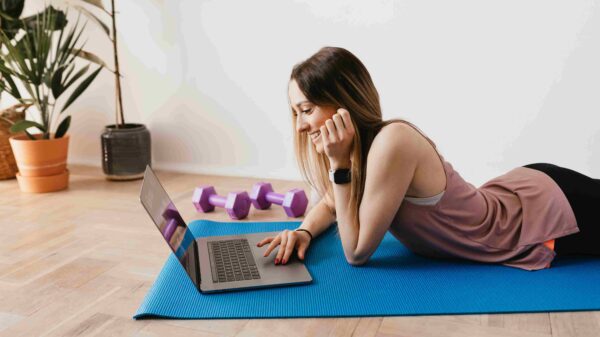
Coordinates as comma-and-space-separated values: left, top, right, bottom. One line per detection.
257, 46, 599, 271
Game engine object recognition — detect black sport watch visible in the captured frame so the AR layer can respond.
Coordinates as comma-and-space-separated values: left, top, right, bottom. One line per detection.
329, 168, 351, 184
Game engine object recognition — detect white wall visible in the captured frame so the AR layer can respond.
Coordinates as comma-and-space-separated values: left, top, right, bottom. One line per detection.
9, 0, 600, 186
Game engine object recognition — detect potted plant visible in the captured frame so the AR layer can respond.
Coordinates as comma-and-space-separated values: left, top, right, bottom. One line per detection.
0, 0, 44, 179
68, 0, 151, 180
0, 7, 103, 192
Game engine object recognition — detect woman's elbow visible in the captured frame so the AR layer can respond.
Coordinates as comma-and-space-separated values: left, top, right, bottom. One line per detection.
345, 256, 369, 266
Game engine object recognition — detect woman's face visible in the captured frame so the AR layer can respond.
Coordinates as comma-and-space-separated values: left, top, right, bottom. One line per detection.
288, 79, 336, 154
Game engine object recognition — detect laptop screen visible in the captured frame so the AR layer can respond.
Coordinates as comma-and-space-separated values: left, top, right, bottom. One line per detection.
140, 166, 200, 288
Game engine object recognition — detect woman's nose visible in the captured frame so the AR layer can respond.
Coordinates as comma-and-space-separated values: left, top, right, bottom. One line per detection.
296, 116, 309, 133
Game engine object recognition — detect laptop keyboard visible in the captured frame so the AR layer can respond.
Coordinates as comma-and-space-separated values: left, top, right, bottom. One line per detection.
208, 239, 261, 283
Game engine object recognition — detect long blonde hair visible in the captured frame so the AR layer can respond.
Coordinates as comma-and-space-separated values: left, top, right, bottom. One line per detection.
290, 47, 424, 232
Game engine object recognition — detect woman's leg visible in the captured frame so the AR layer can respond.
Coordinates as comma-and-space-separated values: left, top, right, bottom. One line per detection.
523, 163, 600, 256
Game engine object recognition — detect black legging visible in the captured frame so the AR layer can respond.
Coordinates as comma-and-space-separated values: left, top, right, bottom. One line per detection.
522, 163, 600, 256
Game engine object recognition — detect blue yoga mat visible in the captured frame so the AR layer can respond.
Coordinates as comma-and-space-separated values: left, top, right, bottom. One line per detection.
134, 220, 600, 319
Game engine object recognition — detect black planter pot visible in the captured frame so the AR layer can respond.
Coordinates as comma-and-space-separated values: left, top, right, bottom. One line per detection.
101, 123, 151, 180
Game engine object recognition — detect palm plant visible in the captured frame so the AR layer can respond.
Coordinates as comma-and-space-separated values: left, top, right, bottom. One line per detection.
61, 0, 124, 127
0, 6, 102, 140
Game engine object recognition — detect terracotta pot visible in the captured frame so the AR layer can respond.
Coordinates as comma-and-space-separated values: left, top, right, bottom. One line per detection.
9, 134, 69, 193
15, 169, 69, 193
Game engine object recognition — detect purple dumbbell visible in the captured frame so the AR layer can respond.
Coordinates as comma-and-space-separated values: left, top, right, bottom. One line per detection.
162, 218, 178, 242
249, 182, 308, 218
162, 202, 185, 226
192, 186, 251, 220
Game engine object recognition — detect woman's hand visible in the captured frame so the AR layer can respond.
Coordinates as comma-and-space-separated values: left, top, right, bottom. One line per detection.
257, 229, 312, 265
321, 108, 355, 168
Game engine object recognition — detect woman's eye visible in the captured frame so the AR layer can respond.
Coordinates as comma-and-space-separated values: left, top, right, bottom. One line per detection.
301, 108, 311, 114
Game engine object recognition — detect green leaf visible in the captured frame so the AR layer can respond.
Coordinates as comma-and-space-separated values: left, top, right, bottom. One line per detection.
0, 31, 34, 82
0, 0, 25, 19
57, 21, 77, 65
54, 115, 71, 138
0, 77, 21, 99
73, 5, 109, 36
72, 49, 108, 68
60, 19, 87, 67
0, 0, 25, 40
0, 59, 22, 99
20, 98, 36, 104
9, 120, 46, 133
51, 65, 66, 99
63, 63, 75, 82
23, 130, 35, 140
35, 10, 54, 86
79, 0, 106, 11
0, 9, 16, 21
4, 74, 22, 99
43, 68, 54, 88
62, 64, 89, 91
61, 65, 102, 113
21, 6, 67, 32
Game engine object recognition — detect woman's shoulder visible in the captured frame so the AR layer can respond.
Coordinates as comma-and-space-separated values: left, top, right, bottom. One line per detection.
373, 121, 423, 151
368, 122, 424, 168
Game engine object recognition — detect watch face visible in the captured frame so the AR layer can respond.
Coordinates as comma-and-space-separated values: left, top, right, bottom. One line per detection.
333, 169, 351, 184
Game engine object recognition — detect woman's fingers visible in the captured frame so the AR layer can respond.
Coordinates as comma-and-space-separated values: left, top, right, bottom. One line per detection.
259, 232, 310, 265
338, 109, 355, 136
297, 241, 308, 260
324, 119, 338, 142
281, 234, 297, 264
262, 236, 281, 257
256, 237, 273, 247
332, 113, 346, 139
275, 230, 289, 263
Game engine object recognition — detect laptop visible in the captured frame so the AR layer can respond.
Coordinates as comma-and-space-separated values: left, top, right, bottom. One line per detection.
140, 166, 312, 293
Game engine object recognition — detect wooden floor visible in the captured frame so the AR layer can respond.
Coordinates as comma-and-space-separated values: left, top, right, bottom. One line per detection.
0, 165, 598, 337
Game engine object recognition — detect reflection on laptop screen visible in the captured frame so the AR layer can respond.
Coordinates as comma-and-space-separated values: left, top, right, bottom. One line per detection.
140, 166, 200, 288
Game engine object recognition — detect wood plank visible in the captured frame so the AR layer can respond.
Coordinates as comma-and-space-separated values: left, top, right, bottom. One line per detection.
0, 238, 102, 285
95, 316, 149, 336
32, 257, 117, 289
481, 313, 551, 335
138, 321, 224, 337
237, 318, 340, 337
353, 317, 383, 337
45, 312, 116, 337
159, 319, 248, 336
0, 312, 25, 332
378, 316, 552, 337
549, 311, 600, 337
0, 282, 120, 337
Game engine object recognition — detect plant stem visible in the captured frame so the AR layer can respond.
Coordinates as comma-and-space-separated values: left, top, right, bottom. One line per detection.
33, 84, 46, 138
111, 0, 125, 128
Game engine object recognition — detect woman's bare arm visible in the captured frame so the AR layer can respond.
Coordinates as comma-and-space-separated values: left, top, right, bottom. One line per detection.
297, 196, 336, 238
333, 124, 419, 265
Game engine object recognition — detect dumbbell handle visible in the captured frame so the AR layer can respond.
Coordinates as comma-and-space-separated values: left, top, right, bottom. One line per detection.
208, 194, 227, 208
265, 192, 285, 205
163, 218, 178, 242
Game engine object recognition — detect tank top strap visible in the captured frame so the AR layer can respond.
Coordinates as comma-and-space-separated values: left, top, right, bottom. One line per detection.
392, 120, 444, 162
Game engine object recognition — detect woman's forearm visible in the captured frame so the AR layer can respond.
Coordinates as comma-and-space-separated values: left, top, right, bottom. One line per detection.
298, 197, 336, 238
331, 181, 361, 263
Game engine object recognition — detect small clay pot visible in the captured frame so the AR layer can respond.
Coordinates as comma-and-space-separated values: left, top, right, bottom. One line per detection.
9, 134, 70, 192
15, 169, 69, 193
